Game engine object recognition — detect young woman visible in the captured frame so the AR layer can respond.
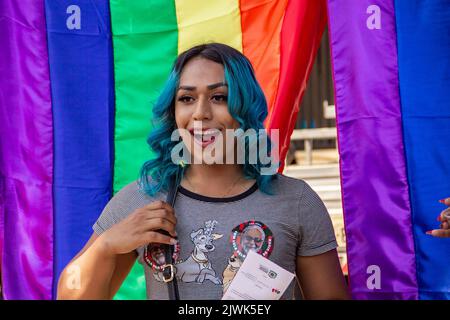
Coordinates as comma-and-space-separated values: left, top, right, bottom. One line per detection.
57, 43, 350, 300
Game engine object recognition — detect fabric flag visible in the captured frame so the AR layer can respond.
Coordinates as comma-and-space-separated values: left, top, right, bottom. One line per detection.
109, 0, 326, 299
327, 0, 418, 299
109, 0, 179, 299
0, 0, 326, 299
0, 0, 54, 299
395, 0, 450, 300
328, 0, 450, 299
45, 0, 115, 295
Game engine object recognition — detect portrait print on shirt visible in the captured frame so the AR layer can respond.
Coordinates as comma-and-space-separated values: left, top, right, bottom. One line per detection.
143, 242, 181, 282
222, 220, 274, 293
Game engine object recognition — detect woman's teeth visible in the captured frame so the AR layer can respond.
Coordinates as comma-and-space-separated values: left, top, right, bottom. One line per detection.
192, 129, 219, 144
195, 133, 214, 142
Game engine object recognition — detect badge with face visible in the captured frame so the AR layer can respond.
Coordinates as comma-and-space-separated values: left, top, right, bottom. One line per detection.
231, 220, 274, 261
143, 243, 180, 272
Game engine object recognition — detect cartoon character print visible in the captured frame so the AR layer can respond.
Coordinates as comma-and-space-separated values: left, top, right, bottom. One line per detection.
175, 220, 224, 285
222, 254, 243, 293
222, 220, 274, 294
145, 220, 224, 285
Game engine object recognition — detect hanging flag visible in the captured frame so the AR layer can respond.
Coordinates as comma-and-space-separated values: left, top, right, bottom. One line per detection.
0, 0, 326, 299
327, 0, 450, 299
395, 0, 450, 300
0, 0, 54, 299
45, 0, 115, 295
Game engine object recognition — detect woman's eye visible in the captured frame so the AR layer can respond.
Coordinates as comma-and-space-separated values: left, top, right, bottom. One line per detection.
178, 96, 194, 103
212, 94, 228, 102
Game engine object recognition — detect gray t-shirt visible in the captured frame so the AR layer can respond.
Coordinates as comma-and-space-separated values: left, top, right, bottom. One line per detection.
93, 174, 337, 300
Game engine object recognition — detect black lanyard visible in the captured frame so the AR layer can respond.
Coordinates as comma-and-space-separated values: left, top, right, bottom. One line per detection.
161, 176, 180, 300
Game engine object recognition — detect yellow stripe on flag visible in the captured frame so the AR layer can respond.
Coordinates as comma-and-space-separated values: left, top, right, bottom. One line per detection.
175, 0, 243, 54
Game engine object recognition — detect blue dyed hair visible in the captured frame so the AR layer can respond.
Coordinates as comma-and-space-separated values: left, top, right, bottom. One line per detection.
139, 43, 278, 196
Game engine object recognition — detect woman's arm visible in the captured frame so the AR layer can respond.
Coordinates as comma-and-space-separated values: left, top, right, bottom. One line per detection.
57, 200, 178, 300
57, 233, 136, 300
296, 249, 350, 300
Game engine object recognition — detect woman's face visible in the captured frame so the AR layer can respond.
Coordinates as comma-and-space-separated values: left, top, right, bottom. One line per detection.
174, 57, 240, 164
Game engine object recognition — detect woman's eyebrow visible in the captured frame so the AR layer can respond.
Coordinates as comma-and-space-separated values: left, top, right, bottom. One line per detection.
177, 82, 228, 91
178, 85, 196, 91
207, 82, 227, 90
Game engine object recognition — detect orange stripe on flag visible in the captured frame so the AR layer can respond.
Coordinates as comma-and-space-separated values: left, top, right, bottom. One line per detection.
239, 0, 288, 111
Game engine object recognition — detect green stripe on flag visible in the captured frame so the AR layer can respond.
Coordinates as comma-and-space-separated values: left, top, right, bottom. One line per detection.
109, 0, 178, 300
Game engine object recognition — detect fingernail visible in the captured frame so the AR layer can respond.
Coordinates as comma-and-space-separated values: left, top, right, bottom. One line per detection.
437, 215, 442, 222
425, 230, 433, 235
170, 238, 178, 245
439, 199, 447, 204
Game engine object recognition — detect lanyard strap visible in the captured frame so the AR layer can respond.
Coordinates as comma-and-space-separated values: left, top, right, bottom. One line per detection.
161, 176, 180, 300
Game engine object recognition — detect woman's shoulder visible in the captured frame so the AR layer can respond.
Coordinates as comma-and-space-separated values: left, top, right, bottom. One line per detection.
98, 179, 164, 221
271, 173, 309, 196
114, 180, 141, 198
112, 179, 164, 204
270, 173, 326, 208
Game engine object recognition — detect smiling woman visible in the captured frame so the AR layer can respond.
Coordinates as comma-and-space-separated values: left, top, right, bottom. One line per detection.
175, 59, 238, 169
56, 43, 350, 300
141, 43, 274, 197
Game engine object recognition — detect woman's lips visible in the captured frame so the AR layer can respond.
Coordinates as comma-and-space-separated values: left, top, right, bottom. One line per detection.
188, 128, 220, 148
194, 135, 216, 148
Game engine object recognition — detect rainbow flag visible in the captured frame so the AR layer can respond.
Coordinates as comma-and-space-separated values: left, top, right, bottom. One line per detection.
327, 0, 450, 299
0, 0, 325, 299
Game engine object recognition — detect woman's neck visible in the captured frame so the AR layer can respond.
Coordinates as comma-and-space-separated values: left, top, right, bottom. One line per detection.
181, 164, 254, 197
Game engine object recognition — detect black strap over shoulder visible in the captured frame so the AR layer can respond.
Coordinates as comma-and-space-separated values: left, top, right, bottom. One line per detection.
161, 177, 180, 300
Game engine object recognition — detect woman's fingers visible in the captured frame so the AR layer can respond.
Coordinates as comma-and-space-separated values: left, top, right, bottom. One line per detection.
439, 197, 450, 206
145, 200, 174, 214
427, 229, 450, 238
145, 231, 178, 245
141, 208, 177, 225
437, 207, 450, 222
141, 217, 177, 237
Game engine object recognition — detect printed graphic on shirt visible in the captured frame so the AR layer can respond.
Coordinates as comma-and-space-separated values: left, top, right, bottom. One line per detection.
223, 220, 274, 293
143, 242, 181, 282
175, 220, 224, 285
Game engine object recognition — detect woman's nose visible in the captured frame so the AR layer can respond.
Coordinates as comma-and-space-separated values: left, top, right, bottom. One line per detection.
192, 96, 212, 120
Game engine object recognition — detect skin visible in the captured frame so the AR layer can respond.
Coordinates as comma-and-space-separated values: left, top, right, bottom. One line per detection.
175, 57, 251, 195
57, 57, 350, 300
428, 197, 450, 238
242, 227, 264, 253
57, 201, 177, 299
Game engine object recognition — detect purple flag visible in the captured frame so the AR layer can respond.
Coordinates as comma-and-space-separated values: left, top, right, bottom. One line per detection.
0, 0, 54, 299
327, 0, 418, 299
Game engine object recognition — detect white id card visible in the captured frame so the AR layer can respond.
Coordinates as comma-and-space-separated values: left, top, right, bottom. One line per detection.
222, 250, 295, 300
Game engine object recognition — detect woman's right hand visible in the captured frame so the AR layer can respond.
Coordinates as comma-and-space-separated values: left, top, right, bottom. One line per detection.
97, 200, 178, 256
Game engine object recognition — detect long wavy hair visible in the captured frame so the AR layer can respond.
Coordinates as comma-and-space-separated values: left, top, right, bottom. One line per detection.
139, 43, 278, 196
